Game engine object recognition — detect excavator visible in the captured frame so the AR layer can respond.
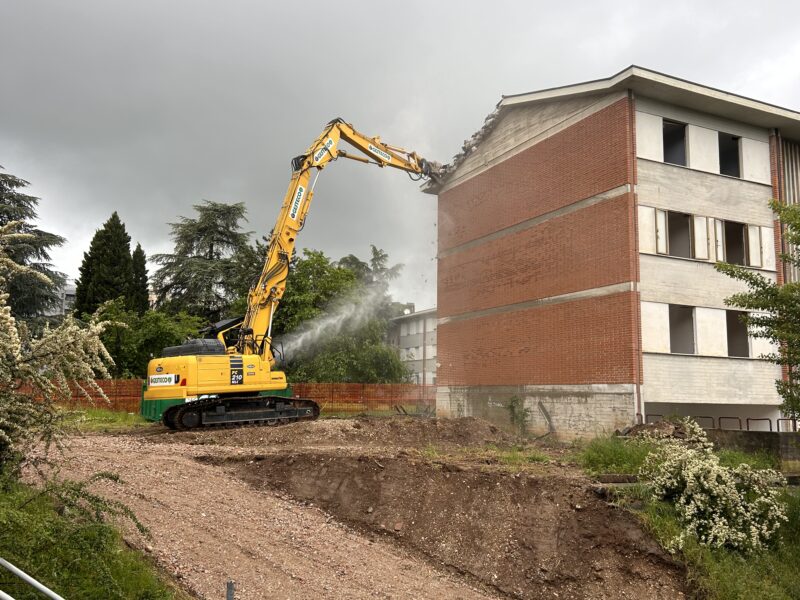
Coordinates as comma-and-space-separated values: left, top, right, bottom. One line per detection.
140, 119, 441, 430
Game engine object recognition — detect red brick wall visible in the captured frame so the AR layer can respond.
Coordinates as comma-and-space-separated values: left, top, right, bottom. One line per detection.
438, 193, 636, 318
439, 98, 633, 251
437, 292, 639, 386
437, 95, 639, 388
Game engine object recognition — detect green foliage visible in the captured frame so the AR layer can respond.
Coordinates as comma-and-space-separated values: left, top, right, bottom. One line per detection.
75, 212, 137, 317
506, 395, 530, 435
96, 299, 203, 378
272, 249, 358, 335
717, 448, 779, 470
639, 420, 786, 553
152, 200, 250, 323
287, 319, 409, 383
494, 446, 549, 466
63, 407, 150, 432
577, 436, 656, 475
263, 247, 409, 383
130, 242, 150, 315
0, 479, 182, 599
637, 492, 800, 600
716, 199, 800, 417
1, 220, 116, 473
0, 167, 66, 319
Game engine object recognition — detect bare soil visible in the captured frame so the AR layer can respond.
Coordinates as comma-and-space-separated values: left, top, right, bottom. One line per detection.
147, 415, 520, 450
56, 417, 687, 599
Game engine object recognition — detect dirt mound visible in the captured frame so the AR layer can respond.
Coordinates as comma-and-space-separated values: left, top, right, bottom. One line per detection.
150, 416, 520, 450
220, 452, 686, 599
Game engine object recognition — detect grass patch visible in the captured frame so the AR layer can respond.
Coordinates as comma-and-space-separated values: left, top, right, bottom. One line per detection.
495, 447, 550, 466
635, 490, 800, 599
716, 448, 779, 470
63, 407, 151, 432
0, 479, 186, 599
577, 436, 655, 475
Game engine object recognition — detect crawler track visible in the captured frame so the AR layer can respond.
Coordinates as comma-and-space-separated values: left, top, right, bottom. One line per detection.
163, 396, 320, 431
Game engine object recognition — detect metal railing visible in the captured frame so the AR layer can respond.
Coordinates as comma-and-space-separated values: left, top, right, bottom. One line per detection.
0, 558, 65, 600
642, 414, 799, 432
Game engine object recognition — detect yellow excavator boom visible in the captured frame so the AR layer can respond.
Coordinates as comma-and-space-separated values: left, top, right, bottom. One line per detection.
142, 118, 440, 429
236, 118, 439, 363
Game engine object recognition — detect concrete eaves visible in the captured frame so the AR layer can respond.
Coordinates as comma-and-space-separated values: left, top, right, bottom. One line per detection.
424, 65, 800, 194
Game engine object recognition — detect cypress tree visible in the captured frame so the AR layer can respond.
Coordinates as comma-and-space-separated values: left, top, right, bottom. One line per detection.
74, 212, 133, 316
0, 168, 67, 318
129, 243, 150, 315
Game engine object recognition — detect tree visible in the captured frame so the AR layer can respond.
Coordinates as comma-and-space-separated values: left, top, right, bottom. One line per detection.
152, 200, 250, 323
717, 199, 800, 417
0, 220, 112, 471
286, 319, 409, 383
74, 212, 133, 317
272, 249, 358, 335
273, 247, 408, 383
0, 167, 66, 319
95, 299, 203, 378
129, 243, 149, 315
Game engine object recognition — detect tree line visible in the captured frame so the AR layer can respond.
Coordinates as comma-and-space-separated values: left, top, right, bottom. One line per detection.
1, 167, 410, 383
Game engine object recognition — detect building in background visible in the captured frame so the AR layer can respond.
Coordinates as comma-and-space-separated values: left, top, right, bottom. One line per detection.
44, 281, 77, 316
388, 307, 437, 385
426, 65, 800, 437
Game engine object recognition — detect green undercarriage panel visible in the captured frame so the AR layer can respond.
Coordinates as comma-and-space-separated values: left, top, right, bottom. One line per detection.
140, 387, 294, 421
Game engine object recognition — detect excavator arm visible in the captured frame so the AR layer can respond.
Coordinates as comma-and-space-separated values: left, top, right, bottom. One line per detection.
234, 118, 440, 362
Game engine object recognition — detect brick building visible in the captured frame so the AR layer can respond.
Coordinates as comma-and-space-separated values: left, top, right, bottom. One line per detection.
426, 66, 800, 437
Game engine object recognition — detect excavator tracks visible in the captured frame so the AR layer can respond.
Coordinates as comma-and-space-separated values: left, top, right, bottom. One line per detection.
162, 396, 320, 431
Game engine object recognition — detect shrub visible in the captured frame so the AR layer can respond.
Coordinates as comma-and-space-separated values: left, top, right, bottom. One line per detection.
639, 419, 787, 552
578, 435, 656, 475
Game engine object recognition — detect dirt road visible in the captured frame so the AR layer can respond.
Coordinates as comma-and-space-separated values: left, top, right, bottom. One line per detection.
55, 418, 686, 599
60, 434, 496, 600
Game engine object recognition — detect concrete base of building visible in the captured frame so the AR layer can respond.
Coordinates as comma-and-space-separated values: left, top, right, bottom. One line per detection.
436, 384, 637, 439
643, 402, 783, 432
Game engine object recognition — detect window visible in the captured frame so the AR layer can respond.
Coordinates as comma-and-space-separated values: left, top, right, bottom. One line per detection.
663, 120, 687, 166
400, 322, 408, 336
669, 305, 695, 354
726, 310, 749, 357
723, 221, 747, 265
655, 210, 707, 259
719, 133, 741, 177
666, 211, 693, 258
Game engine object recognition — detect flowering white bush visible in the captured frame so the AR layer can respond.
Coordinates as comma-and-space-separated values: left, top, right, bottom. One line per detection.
638, 418, 787, 552
0, 221, 114, 471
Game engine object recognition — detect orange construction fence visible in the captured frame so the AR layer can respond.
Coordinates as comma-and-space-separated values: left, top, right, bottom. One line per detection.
36, 379, 436, 416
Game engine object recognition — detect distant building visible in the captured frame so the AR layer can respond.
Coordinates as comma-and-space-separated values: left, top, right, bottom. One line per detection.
388, 307, 437, 385
44, 281, 77, 316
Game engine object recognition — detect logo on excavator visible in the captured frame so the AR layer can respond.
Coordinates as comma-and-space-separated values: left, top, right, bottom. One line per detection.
149, 374, 179, 386
368, 144, 392, 163
289, 185, 305, 220
313, 138, 335, 163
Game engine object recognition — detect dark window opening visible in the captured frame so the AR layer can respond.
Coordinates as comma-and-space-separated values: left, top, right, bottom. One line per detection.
669, 305, 695, 355
726, 310, 749, 357
663, 120, 687, 166
723, 221, 747, 265
667, 211, 693, 258
719, 133, 741, 177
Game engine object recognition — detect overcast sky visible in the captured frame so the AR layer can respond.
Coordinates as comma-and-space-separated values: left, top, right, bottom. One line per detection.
3, 1, 799, 309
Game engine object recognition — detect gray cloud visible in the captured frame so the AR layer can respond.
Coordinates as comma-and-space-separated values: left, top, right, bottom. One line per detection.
3, 0, 799, 308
